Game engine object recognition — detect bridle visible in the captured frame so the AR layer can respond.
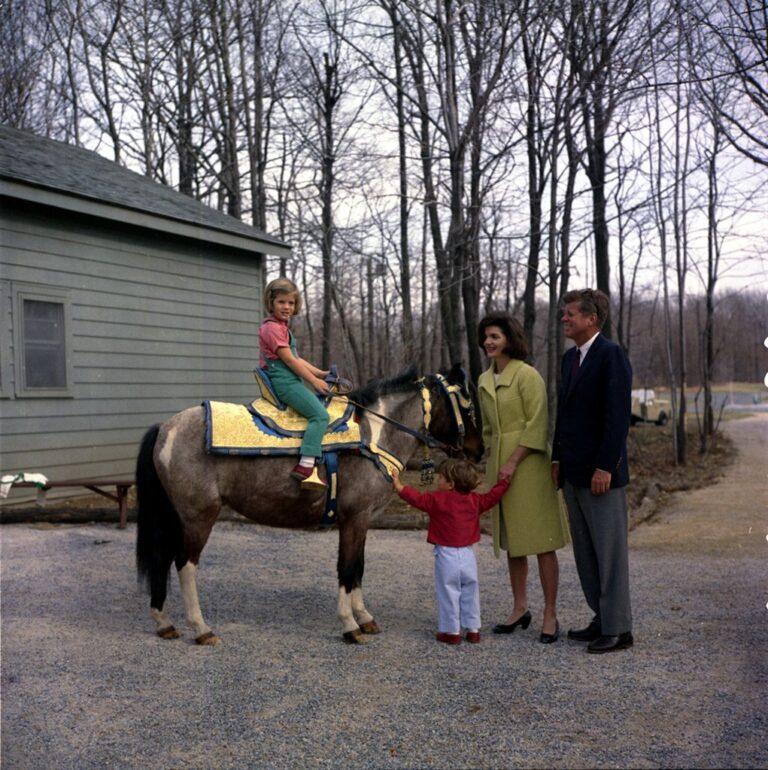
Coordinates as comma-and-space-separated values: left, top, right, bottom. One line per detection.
419, 373, 475, 453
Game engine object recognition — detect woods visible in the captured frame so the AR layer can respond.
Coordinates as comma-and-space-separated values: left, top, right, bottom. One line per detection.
3, 0, 766, 464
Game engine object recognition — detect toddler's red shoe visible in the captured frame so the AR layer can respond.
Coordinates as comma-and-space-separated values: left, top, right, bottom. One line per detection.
435, 632, 462, 645
290, 464, 327, 489
465, 631, 481, 643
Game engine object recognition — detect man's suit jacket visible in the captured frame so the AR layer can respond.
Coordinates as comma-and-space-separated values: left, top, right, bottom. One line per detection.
552, 334, 632, 489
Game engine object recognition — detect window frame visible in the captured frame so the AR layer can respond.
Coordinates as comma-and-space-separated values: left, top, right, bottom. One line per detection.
0, 280, 12, 398
12, 282, 75, 398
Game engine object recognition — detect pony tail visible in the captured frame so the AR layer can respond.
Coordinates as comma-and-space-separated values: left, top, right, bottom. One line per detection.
135, 425, 182, 608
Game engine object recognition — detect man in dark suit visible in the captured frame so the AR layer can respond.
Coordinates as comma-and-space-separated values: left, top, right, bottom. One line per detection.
551, 288, 634, 654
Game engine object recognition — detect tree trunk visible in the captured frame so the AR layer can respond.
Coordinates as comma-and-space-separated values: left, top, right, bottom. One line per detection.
320, 51, 336, 369
388, 3, 415, 364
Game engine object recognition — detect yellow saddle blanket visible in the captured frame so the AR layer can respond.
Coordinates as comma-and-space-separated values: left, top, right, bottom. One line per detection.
203, 395, 361, 456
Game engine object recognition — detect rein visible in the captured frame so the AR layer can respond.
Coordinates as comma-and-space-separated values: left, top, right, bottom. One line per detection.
329, 373, 472, 453
338, 395, 446, 450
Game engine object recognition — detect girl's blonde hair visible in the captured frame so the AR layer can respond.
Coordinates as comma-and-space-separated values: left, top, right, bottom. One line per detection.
263, 277, 302, 315
438, 458, 482, 494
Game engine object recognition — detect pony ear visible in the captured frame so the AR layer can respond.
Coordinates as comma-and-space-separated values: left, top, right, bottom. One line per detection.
446, 362, 467, 385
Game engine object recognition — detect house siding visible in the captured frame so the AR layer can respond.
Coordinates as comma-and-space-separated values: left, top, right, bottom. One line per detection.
0, 198, 266, 503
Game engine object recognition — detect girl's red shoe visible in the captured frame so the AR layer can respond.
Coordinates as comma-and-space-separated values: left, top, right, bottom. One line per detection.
290, 464, 327, 489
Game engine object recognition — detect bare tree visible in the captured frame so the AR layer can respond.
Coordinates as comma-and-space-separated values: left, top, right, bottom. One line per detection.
0, 1, 53, 130
699, 116, 723, 447
380, 0, 417, 363
282, 0, 371, 370
691, 0, 768, 168
395, 0, 519, 378
518, 0, 551, 353
155, 0, 205, 195
43, 0, 86, 145
9, 0, 767, 402
234, 0, 297, 230
567, 0, 669, 336
645, 1, 679, 461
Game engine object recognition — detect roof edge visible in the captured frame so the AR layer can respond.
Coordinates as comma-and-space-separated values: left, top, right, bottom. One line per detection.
0, 177, 291, 259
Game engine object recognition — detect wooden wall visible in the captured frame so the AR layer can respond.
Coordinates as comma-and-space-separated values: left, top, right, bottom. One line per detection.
0, 198, 264, 503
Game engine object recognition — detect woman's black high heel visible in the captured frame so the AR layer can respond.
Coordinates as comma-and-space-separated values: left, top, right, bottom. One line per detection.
492, 610, 532, 634
539, 620, 560, 644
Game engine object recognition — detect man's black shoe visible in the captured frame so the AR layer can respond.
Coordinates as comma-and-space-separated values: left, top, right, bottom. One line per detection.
587, 632, 634, 654
567, 621, 601, 642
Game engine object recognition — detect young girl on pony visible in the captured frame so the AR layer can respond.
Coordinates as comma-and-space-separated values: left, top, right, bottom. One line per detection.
259, 277, 330, 489
392, 459, 509, 644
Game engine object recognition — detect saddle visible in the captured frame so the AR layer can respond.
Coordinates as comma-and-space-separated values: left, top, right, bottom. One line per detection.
203, 389, 358, 458
203, 372, 402, 472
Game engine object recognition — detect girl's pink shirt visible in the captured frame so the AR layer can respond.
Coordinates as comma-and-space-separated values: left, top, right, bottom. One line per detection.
259, 316, 290, 368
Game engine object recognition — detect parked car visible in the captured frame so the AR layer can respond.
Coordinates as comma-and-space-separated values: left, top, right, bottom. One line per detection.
631, 389, 670, 426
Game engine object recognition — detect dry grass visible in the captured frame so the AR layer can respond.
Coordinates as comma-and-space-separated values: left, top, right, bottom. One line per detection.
624, 421, 736, 509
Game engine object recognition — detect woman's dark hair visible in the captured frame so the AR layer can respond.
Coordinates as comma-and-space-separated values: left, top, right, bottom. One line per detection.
477, 312, 529, 361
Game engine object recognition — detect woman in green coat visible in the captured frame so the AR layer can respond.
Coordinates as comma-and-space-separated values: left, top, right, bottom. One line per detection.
477, 312, 570, 644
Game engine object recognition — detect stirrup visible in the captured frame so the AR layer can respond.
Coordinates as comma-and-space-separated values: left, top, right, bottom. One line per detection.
301, 466, 327, 489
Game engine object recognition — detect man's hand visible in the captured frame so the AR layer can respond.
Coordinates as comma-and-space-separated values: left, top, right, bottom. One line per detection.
591, 469, 612, 495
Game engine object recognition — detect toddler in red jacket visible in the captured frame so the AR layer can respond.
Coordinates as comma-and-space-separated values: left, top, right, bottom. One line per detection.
392, 459, 509, 645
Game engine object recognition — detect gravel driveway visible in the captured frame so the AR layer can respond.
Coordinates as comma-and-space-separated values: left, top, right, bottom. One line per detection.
1, 415, 766, 769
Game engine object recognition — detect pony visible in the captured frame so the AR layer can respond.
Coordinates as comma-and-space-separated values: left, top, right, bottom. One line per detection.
135, 364, 483, 644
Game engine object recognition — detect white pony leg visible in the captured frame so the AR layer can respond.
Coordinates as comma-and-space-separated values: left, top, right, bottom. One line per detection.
178, 562, 218, 644
350, 587, 374, 626
337, 586, 360, 634
151, 607, 179, 638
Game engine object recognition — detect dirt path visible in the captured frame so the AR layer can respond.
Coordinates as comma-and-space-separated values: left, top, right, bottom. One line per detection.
630, 412, 768, 556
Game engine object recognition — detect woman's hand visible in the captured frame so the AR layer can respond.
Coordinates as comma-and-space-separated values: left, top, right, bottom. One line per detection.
391, 468, 403, 492
499, 445, 533, 480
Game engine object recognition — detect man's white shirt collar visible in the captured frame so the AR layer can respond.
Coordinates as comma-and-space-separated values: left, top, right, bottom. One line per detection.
577, 331, 601, 363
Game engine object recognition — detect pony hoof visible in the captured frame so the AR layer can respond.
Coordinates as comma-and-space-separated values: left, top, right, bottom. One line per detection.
343, 629, 368, 644
358, 620, 381, 635
157, 625, 180, 640
195, 631, 220, 645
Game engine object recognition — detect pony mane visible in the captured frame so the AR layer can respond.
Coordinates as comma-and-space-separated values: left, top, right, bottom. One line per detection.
348, 365, 419, 408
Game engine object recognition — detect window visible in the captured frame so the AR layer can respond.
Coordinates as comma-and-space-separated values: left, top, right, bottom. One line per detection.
23, 300, 67, 387
12, 284, 74, 397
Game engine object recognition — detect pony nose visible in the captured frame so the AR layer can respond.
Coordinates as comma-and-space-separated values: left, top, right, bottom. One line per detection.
461, 440, 484, 464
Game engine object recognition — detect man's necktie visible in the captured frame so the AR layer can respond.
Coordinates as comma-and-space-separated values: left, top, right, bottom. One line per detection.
569, 348, 581, 384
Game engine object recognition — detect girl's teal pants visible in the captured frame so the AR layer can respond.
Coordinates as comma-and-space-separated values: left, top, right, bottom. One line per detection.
265, 359, 329, 458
